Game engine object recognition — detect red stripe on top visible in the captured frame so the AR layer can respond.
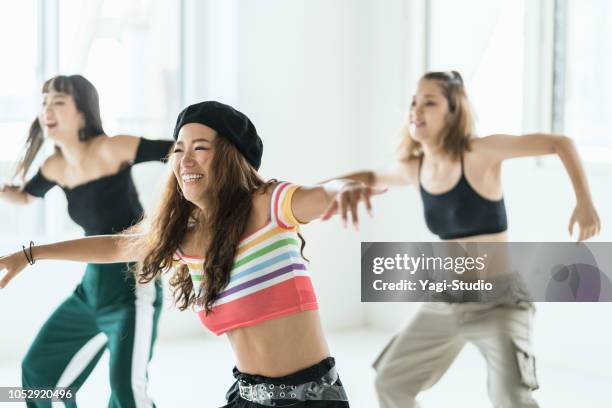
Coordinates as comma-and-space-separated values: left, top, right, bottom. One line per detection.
197, 276, 318, 335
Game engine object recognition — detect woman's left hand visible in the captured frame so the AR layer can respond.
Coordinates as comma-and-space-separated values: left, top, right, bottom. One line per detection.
320, 181, 386, 229
568, 201, 601, 241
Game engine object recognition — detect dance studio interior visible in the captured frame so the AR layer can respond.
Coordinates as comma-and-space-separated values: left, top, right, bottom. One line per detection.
0, 1, 610, 407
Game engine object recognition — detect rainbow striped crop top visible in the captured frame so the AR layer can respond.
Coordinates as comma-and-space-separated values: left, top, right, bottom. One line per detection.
173, 182, 319, 335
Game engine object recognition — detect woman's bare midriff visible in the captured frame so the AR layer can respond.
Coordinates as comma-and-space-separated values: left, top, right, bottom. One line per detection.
227, 309, 330, 377
446, 230, 511, 279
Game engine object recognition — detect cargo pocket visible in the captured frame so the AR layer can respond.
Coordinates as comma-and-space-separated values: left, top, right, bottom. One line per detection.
372, 334, 398, 370
512, 339, 539, 390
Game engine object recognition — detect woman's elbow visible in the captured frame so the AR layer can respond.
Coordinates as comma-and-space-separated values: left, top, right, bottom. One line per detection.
553, 135, 574, 153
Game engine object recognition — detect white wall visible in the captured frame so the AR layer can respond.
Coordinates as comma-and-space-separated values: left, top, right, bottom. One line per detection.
1, 2, 610, 372
182, 0, 415, 331
0, 0, 407, 361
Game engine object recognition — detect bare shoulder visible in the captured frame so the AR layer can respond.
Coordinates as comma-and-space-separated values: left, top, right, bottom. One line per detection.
470, 135, 495, 150
40, 151, 64, 181
86, 133, 110, 154
96, 134, 141, 163
255, 181, 278, 206
250, 182, 278, 225
397, 157, 420, 186
466, 137, 503, 169
97, 134, 138, 151
107, 134, 141, 145
470, 134, 518, 153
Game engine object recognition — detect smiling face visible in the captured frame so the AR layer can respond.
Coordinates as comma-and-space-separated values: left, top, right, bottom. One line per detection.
39, 90, 84, 142
171, 123, 217, 203
409, 79, 450, 146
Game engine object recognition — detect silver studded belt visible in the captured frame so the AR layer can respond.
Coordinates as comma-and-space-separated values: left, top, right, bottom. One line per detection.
237, 366, 348, 405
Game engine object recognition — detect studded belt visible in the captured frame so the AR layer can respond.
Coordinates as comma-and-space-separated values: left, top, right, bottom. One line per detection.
238, 366, 348, 405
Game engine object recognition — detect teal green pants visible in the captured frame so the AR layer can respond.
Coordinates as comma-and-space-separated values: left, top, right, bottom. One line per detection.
21, 263, 163, 408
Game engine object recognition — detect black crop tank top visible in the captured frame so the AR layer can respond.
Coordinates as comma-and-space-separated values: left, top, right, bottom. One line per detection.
23, 137, 173, 236
419, 155, 507, 240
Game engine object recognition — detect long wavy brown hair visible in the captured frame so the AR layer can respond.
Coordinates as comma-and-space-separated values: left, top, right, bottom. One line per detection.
398, 70, 475, 162
135, 136, 306, 313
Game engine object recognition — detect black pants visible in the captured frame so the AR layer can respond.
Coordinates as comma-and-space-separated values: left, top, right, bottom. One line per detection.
222, 357, 350, 407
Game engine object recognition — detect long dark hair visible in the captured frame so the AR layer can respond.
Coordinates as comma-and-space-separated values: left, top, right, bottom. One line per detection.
11, 75, 105, 182
137, 136, 307, 313
399, 70, 475, 162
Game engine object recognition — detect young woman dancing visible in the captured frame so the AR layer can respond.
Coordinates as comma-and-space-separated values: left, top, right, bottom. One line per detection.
0, 75, 174, 407
335, 71, 600, 408
1, 101, 384, 407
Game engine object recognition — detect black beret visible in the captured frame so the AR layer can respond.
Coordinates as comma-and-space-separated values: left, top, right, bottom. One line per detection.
172, 101, 263, 170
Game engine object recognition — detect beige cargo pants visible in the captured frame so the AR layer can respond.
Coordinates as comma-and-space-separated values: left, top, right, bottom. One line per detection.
373, 302, 539, 408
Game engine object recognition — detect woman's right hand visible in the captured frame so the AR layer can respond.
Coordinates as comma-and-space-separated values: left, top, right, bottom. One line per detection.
0, 251, 30, 289
320, 181, 387, 229
0, 184, 33, 205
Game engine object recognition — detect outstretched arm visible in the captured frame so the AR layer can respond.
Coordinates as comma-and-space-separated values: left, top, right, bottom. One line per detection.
1, 154, 60, 205
291, 180, 386, 230
104, 135, 174, 164
0, 234, 142, 288
478, 133, 601, 240
321, 159, 418, 189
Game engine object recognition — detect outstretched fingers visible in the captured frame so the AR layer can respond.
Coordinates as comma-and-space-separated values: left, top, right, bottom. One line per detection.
0, 267, 15, 289
320, 200, 338, 221
568, 215, 576, 239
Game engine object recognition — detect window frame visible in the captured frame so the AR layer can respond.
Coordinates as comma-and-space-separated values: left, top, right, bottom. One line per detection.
0, 0, 185, 238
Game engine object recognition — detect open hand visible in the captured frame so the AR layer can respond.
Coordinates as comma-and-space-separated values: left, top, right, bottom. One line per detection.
0, 251, 29, 289
320, 181, 387, 230
568, 202, 601, 241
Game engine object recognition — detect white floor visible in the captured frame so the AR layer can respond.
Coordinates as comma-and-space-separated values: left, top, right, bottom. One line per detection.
0, 327, 610, 407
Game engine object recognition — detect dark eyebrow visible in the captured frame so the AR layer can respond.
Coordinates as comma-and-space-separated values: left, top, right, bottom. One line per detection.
175, 138, 211, 145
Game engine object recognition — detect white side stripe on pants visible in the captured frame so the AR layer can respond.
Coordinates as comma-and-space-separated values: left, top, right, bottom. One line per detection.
53, 332, 108, 407
132, 281, 157, 408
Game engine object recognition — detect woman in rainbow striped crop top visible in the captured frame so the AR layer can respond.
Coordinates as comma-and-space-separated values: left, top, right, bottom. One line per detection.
0, 101, 385, 407
173, 180, 319, 337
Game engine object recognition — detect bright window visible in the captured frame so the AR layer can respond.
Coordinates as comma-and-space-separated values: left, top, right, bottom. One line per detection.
562, 0, 612, 161
0, 0, 181, 237
0, 1, 44, 235
59, 0, 182, 137
427, 0, 526, 137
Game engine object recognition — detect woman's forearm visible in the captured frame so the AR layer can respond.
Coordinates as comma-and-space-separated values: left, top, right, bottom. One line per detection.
321, 179, 355, 200
555, 137, 594, 204
319, 171, 375, 187
32, 234, 142, 264
320, 167, 411, 188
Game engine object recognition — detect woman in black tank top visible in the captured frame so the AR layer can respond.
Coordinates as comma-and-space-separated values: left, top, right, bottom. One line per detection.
334, 71, 600, 407
0, 75, 173, 407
